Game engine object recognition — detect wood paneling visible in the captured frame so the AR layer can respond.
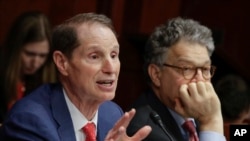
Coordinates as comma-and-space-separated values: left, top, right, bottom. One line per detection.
0, 0, 51, 44
0, 0, 97, 44
122, 0, 181, 35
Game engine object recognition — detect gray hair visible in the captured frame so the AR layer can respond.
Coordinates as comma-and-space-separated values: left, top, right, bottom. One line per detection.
143, 17, 215, 83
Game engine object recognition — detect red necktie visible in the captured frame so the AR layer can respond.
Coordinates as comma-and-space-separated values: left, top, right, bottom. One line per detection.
182, 120, 199, 141
82, 122, 96, 141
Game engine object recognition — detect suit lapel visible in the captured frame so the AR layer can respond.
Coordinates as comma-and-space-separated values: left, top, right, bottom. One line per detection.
96, 102, 114, 141
51, 84, 76, 141
96, 101, 123, 141
96, 114, 107, 141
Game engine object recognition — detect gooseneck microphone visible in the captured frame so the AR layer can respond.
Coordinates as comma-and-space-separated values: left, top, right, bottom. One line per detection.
150, 110, 175, 141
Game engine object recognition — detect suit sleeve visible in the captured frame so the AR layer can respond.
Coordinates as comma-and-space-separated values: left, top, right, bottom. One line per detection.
1, 103, 60, 141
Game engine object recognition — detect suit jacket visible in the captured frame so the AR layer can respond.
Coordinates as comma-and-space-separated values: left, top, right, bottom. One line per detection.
0, 83, 123, 141
127, 89, 199, 141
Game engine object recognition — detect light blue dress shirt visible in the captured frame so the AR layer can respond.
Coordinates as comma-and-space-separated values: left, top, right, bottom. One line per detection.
168, 108, 226, 141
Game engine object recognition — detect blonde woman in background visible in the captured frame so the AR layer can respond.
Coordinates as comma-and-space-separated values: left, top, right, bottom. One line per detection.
0, 11, 57, 122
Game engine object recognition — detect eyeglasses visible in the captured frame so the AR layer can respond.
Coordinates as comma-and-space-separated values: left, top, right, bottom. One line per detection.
163, 63, 216, 80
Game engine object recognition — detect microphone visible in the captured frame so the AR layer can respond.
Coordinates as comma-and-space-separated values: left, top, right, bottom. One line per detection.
150, 110, 175, 141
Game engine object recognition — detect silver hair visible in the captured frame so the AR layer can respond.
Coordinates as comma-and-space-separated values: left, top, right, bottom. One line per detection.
143, 17, 215, 83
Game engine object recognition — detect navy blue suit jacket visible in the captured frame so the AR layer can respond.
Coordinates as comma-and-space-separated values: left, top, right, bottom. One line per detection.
0, 83, 123, 141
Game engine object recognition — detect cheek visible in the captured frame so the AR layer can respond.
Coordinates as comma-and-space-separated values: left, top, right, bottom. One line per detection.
76, 65, 97, 82
115, 61, 121, 74
21, 55, 31, 67
167, 76, 185, 97
175, 78, 190, 95
68, 66, 94, 90
38, 58, 47, 66
169, 80, 180, 97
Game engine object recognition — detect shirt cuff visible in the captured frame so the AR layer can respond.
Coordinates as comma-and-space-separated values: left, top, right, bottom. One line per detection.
199, 131, 226, 141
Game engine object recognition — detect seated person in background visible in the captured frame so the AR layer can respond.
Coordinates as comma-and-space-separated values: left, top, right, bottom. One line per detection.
127, 17, 226, 141
215, 74, 250, 140
0, 12, 151, 141
0, 11, 57, 122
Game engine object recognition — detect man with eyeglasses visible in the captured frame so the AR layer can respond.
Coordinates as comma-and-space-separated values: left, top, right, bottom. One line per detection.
127, 17, 226, 141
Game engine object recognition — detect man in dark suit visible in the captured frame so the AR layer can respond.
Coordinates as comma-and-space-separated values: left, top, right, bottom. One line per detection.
127, 17, 226, 141
0, 13, 151, 141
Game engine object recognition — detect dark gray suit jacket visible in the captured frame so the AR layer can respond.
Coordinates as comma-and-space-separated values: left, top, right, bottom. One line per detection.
127, 89, 199, 141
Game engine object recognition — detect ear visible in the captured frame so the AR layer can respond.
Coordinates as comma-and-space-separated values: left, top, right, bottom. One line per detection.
53, 51, 69, 76
148, 64, 161, 87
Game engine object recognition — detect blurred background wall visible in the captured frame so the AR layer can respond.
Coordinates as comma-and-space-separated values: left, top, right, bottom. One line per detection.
0, 0, 249, 110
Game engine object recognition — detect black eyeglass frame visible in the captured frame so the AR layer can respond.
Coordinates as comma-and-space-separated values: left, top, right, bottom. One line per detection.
163, 63, 216, 80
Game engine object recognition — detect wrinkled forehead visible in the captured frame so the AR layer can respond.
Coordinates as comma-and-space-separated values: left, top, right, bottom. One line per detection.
72, 23, 119, 54
76, 22, 115, 40
166, 41, 211, 65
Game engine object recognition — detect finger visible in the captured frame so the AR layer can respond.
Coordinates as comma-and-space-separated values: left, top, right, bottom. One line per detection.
187, 82, 198, 97
106, 108, 136, 138
130, 125, 152, 140
179, 84, 190, 104
205, 82, 216, 95
179, 84, 191, 109
196, 81, 206, 96
106, 113, 129, 139
105, 126, 125, 141
205, 82, 220, 103
121, 108, 136, 128
112, 109, 134, 131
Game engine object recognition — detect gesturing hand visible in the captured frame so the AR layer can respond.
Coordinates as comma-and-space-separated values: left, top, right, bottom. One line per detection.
105, 108, 152, 141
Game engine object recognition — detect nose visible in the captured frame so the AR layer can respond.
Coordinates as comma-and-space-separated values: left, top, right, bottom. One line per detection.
102, 58, 116, 74
192, 68, 205, 82
31, 56, 45, 68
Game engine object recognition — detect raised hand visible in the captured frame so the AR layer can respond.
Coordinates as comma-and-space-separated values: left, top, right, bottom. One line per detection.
105, 108, 152, 141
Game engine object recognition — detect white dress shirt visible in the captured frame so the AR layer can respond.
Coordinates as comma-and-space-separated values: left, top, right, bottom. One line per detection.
63, 89, 98, 141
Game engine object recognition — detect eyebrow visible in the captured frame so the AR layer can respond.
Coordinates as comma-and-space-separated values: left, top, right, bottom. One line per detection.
23, 50, 49, 56
86, 44, 120, 51
175, 58, 211, 66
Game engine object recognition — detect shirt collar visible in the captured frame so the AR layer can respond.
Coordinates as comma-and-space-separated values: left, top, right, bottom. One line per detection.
63, 88, 98, 133
168, 108, 196, 133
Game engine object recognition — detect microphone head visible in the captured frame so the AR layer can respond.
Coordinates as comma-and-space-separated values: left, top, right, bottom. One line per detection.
149, 109, 175, 141
150, 110, 161, 123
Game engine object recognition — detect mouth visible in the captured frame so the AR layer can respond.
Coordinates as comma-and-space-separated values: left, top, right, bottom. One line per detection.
96, 80, 114, 87
24, 68, 36, 74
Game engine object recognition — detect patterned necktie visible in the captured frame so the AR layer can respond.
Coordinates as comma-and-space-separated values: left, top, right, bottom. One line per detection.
82, 122, 96, 141
182, 120, 199, 141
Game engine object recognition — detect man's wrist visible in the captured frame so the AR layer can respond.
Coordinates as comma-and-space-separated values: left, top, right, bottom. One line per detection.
199, 114, 224, 134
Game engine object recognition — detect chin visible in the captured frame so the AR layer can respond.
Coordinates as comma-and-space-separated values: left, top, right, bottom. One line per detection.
102, 92, 115, 101
24, 71, 36, 75
23, 68, 39, 75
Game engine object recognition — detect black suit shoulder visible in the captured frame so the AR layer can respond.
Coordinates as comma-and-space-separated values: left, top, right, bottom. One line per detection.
127, 105, 178, 141
127, 90, 184, 141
